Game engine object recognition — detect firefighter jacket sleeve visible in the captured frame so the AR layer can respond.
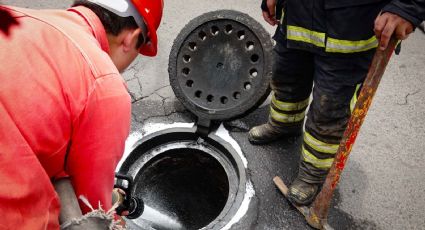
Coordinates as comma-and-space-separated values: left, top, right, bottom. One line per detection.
383, 0, 425, 26
66, 75, 131, 214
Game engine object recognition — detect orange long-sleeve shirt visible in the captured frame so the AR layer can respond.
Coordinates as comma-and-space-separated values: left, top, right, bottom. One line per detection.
0, 5, 131, 229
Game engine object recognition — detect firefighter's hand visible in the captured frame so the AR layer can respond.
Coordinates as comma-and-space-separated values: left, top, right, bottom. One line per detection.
374, 12, 414, 50
262, 0, 279, 26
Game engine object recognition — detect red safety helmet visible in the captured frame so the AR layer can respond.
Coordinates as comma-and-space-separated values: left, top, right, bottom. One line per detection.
88, 0, 164, 56
131, 0, 164, 56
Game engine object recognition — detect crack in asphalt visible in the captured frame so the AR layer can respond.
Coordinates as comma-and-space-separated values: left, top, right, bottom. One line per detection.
131, 83, 189, 123
132, 84, 171, 103
396, 89, 420, 105
140, 110, 185, 123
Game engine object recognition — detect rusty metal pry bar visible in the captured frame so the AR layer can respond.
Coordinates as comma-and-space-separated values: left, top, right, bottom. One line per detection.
274, 38, 398, 229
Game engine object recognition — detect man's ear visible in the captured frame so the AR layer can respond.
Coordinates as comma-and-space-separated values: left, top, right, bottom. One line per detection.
122, 28, 142, 52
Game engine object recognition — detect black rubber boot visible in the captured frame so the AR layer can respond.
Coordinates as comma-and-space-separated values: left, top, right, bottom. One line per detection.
288, 178, 319, 206
248, 122, 287, 145
248, 122, 301, 145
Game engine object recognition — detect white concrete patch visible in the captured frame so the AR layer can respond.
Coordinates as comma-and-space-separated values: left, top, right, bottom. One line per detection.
116, 131, 143, 171
141, 122, 195, 137
215, 124, 248, 168
214, 124, 255, 229
221, 181, 255, 230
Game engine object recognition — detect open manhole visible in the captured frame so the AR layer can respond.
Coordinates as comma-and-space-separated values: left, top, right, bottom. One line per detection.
118, 128, 246, 229
136, 148, 229, 229
117, 9, 272, 230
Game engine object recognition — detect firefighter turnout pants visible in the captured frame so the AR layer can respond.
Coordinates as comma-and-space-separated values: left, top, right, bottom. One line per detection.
270, 40, 374, 184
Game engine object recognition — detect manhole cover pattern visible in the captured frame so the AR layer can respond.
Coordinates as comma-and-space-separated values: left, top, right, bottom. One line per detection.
169, 10, 273, 120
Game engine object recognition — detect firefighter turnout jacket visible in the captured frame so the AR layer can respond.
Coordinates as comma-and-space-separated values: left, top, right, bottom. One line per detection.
261, 0, 425, 184
263, 0, 425, 55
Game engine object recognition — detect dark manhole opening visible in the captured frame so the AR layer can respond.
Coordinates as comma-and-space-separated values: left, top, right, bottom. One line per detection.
135, 148, 230, 229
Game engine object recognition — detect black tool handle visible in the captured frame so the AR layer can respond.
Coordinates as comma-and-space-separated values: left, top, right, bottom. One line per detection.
113, 173, 144, 219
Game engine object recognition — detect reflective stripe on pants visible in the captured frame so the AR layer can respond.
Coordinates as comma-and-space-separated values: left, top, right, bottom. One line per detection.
302, 146, 334, 169
304, 131, 338, 155
270, 40, 374, 183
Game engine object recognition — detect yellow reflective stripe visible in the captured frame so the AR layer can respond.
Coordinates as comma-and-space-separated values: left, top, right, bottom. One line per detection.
287, 25, 325, 48
304, 132, 339, 154
302, 146, 334, 169
272, 94, 309, 112
326, 36, 378, 53
270, 107, 305, 123
350, 84, 361, 112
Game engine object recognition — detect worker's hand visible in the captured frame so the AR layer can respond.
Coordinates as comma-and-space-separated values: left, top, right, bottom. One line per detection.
262, 0, 279, 26
112, 188, 129, 216
374, 12, 414, 50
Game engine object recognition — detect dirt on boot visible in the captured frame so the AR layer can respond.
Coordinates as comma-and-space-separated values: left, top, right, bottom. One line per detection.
248, 122, 300, 145
288, 178, 319, 206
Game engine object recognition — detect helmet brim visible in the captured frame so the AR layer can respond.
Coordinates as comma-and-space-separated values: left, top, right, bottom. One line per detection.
138, 10, 158, 56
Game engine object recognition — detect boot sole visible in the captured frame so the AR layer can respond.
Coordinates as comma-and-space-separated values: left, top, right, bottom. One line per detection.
248, 132, 302, 145
248, 135, 280, 145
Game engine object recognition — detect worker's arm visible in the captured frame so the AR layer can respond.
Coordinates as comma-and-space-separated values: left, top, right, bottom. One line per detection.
375, 0, 425, 50
65, 74, 131, 214
383, 0, 425, 27
261, 0, 278, 26
261, 0, 285, 26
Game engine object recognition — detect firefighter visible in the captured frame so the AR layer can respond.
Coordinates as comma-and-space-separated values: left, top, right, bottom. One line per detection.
0, 0, 163, 228
250, 0, 425, 205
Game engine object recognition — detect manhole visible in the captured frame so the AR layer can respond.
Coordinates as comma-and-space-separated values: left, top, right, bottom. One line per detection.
118, 128, 246, 230
117, 9, 272, 230
136, 149, 229, 229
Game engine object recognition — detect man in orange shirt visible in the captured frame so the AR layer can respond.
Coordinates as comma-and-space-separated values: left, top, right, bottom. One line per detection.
0, 0, 163, 229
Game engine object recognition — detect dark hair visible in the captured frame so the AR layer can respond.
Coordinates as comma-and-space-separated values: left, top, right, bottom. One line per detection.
73, 0, 144, 48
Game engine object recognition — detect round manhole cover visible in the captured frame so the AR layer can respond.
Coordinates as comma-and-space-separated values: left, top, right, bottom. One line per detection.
169, 10, 273, 121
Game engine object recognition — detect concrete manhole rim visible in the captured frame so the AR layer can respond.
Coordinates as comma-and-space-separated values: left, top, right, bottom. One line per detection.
118, 127, 248, 229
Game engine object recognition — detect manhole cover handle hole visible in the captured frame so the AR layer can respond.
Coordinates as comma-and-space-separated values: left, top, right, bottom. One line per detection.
211, 26, 220, 36
182, 68, 190, 76
237, 30, 245, 40
250, 68, 258, 77
225, 24, 233, 34
195, 90, 202, 98
221, 96, 228, 104
233, 92, 241, 100
187, 80, 194, 87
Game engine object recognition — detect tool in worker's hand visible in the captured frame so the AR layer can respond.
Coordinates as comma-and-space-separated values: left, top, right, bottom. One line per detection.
274, 37, 399, 230
113, 173, 144, 219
